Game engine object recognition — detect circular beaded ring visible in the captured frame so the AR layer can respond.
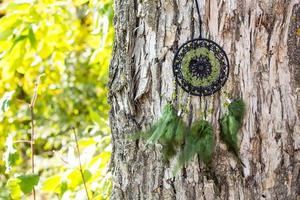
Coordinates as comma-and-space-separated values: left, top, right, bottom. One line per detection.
173, 38, 229, 96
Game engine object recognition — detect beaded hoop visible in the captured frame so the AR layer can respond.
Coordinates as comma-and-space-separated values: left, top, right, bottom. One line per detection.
173, 38, 229, 96
173, 0, 229, 96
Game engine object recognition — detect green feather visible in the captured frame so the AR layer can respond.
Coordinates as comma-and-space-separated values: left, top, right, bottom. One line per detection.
162, 114, 178, 142
228, 99, 246, 124
174, 118, 186, 145
220, 115, 239, 154
174, 120, 214, 175
220, 99, 246, 167
146, 104, 175, 145
160, 114, 187, 159
196, 132, 214, 165
131, 103, 188, 161
162, 142, 177, 161
177, 135, 196, 166
192, 120, 214, 165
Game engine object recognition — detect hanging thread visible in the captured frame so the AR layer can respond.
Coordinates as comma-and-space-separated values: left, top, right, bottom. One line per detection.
194, 0, 202, 38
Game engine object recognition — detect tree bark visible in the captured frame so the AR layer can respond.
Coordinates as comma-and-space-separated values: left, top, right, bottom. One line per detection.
108, 0, 300, 199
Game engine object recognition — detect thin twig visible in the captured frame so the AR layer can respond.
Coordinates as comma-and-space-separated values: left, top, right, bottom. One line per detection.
13, 140, 32, 144
53, 150, 70, 165
29, 76, 42, 200
29, 105, 36, 200
72, 128, 90, 200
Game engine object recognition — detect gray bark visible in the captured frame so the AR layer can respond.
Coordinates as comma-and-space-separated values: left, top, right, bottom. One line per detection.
108, 0, 300, 199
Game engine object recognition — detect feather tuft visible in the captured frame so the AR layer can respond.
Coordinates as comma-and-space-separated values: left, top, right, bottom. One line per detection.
132, 103, 188, 161
174, 120, 214, 175
228, 99, 246, 124
220, 99, 246, 167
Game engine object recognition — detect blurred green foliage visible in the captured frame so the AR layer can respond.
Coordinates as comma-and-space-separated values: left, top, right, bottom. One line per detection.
0, 0, 113, 199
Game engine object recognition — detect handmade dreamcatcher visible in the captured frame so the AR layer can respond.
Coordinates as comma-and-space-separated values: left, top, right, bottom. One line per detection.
172, 0, 229, 96
133, 0, 245, 175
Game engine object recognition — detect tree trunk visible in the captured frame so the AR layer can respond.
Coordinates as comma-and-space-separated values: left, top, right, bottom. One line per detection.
108, 0, 300, 199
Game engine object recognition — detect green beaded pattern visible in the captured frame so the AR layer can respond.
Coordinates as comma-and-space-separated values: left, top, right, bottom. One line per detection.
173, 38, 229, 96
181, 48, 220, 87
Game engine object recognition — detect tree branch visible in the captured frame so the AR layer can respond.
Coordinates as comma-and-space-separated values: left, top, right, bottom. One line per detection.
72, 127, 90, 200
29, 81, 39, 200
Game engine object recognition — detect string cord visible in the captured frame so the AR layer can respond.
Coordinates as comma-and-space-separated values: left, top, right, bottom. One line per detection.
194, 0, 202, 38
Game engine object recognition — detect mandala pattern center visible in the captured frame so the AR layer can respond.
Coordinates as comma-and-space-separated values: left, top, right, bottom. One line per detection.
189, 57, 212, 79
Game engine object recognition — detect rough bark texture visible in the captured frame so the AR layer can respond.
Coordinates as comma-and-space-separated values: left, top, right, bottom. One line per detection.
108, 0, 300, 199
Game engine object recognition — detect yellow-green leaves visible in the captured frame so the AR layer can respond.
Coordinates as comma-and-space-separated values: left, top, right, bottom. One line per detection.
0, 0, 114, 199
42, 175, 62, 193
73, 0, 89, 6
17, 174, 39, 194
40, 136, 111, 199
0, 14, 20, 34
6, 178, 21, 199
0, 1, 76, 92
7, 174, 39, 199
42, 175, 68, 198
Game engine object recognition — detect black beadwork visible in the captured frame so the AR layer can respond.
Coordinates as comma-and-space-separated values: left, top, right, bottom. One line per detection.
173, 38, 229, 96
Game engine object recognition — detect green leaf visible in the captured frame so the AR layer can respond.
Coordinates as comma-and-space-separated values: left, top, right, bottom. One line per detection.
0, 91, 14, 116
74, 0, 89, 6
10, 35, 27, 52
0, 15, 20, 32
83, 169, 92, 182
7, 153, 19, 169
42, 175, 61, 193
67, 169, 91, 190
78, 138, 96, 148
42, 175, 68, 197
97, 172, 112, 199
28, 25, 37, 48
5, 2, 32, 13
0, 58, 15, 81
59, 182, 68, 198
0, 29, 13, 40
6, 178, 21, 200
16, 174, 39, 194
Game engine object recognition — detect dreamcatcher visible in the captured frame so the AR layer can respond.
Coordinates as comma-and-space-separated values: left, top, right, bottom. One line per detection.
133, 0, 245, 174
173, 0, 229, 96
